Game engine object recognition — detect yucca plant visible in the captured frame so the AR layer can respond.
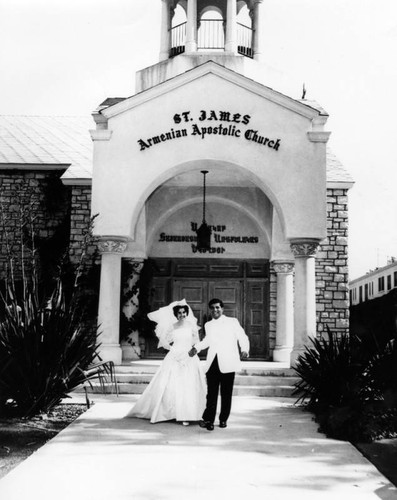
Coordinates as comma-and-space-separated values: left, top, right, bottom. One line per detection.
293, 327, 397, 441
366, 338, 397, 408
293, 328, 370, 412
0, 188, 100, 417
0, 280, 100, 417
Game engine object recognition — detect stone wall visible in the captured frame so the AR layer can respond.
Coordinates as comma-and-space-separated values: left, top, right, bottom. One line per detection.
69, 186, 97, 266
315, 188, 350, 336
0, 170, 70, 281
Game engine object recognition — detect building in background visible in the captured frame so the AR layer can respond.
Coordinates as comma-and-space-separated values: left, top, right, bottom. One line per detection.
350, 258, 397, 306
349, 259, 397, 343
0, 0, 354, 366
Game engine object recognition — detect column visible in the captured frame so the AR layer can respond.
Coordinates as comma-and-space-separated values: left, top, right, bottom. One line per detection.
273, 262, 294, 363
225, 0, 237, 53
97, 237, 128, 364
121, 258, 144, 361
159, 0, 171, 61
186, 0, 197, 52
290, 240, 320, 365
252, 0, 265, 62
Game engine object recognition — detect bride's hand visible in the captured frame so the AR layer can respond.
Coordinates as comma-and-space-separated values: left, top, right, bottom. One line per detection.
188, 347, 197, 357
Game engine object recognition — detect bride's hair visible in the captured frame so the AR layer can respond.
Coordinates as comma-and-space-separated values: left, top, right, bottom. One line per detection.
172, 305, 189, 317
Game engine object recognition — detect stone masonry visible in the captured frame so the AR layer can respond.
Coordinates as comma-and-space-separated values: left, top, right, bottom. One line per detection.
0, 170, 70, 280
315, 188, 350, 336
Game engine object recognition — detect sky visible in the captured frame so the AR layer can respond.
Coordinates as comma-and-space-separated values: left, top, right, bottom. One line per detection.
0, 0, 396, 280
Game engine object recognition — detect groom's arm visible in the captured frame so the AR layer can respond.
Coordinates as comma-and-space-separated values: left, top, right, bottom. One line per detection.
233, 319, 250, 357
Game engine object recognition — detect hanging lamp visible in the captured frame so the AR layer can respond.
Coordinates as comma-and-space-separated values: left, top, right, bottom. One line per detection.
196, 170, 211, 251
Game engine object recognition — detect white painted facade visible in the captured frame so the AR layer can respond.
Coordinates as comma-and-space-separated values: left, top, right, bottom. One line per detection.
89, 0, 350, 366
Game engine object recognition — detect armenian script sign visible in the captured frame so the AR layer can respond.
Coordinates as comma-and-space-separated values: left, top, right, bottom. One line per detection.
158, 221, 259, 255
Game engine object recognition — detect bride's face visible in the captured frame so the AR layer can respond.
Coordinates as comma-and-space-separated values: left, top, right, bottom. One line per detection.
177, 308, 188, 321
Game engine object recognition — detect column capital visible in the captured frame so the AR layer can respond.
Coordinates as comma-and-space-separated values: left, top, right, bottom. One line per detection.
124, 257, 145, 274
273, 261, 294, 274
290, 239, 321, 258
98, 236, 129, 255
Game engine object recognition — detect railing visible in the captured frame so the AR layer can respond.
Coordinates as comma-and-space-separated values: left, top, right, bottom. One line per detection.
237, 22, 253, 58
170, 21, 186, 57
169, 19, 253, 58
197, 19, 224, 50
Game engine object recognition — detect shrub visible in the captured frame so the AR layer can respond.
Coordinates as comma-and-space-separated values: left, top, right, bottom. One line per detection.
0, 280, 100, 417
0, 189, 100, 417
293, 327, 397, 442
293, 328, 371, 412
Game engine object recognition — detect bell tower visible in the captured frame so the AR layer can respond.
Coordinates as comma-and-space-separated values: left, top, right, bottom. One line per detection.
136, 0, 267, 92
159, 0, 265, 62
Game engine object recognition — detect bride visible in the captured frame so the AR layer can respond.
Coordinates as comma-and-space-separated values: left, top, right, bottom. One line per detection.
127, 299, 206, 425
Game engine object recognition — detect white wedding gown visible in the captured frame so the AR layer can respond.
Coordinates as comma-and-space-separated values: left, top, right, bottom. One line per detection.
127, 324, 206, 423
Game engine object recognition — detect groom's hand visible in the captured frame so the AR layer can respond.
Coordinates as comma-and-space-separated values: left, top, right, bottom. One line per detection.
241, 351, 248, 360
188, 347, 197, 357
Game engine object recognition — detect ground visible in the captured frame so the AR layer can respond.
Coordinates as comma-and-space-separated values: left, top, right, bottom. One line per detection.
0, 403, 87, 480
0, 403, 396, 487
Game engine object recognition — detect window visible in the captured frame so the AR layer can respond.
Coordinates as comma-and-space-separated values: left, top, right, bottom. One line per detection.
378, 276, 385, 292
387, 275, 392, 290
394, 271, 397, 287
365, 284, 369, 301
359, 286, 363, 303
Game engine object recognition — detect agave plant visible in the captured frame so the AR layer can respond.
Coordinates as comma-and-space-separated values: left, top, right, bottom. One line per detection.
293, 327, 371, 412
0, 190, 100, 417
0, 276, 100, 418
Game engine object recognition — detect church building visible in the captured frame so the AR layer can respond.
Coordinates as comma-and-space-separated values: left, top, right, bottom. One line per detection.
0, 0, 353, 366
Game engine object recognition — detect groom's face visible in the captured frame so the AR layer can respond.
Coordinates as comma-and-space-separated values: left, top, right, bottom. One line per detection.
209, 303, 223, 320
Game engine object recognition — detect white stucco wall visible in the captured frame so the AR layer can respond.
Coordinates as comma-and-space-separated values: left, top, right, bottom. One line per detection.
91, 64, 327, 245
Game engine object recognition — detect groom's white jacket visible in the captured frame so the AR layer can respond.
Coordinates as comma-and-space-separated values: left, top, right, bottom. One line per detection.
194, 315, 250, 373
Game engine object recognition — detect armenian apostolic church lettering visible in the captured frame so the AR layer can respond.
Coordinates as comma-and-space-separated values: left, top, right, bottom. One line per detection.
138, 110, 281, 152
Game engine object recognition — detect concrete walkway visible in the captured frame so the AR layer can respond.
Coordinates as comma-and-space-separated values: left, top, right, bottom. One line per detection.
0, 395, 396, 500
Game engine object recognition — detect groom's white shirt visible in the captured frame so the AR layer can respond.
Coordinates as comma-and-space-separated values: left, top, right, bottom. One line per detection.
195, 315, 250, 373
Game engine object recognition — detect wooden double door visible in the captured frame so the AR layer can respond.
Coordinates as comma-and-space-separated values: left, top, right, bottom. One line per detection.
147, 259, 269, 359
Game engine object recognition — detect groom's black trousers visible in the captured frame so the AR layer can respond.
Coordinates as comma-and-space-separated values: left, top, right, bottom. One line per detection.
202, 356, 235, 424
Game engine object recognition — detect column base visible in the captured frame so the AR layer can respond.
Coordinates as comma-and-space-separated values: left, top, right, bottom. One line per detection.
97, 343, 122, 365
121, 340, 141, 361
272, 347, 292, 364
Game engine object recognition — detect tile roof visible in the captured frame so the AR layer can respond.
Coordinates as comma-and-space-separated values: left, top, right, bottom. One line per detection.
326, 147, 354, 185
0, 115, 353, 185
0, 115, 93, 179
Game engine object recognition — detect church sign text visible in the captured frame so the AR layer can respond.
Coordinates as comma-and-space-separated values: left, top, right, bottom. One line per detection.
138, 110, 281, 152
158, 222, 259, 255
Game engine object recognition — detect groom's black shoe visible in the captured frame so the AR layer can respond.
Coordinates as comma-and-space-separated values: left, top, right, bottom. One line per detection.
219, 421, 227, 428
199, 419, 214, 431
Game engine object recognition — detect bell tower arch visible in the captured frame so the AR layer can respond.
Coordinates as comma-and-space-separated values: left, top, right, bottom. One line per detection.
159, 0, 265, 62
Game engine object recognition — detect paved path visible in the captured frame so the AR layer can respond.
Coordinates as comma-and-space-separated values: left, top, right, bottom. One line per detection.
0, 396, 396, 500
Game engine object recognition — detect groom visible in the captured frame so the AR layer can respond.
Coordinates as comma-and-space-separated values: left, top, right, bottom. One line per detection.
188, 298, 249, 431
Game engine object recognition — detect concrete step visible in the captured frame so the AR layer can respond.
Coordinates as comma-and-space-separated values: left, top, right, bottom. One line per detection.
74, 382, 297, 397
117, 361, 296, 376
112, 373, 299, 386
74, 361, 299, 398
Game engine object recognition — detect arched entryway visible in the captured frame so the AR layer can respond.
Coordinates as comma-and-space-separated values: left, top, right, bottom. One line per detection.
139, 165, 277, 360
